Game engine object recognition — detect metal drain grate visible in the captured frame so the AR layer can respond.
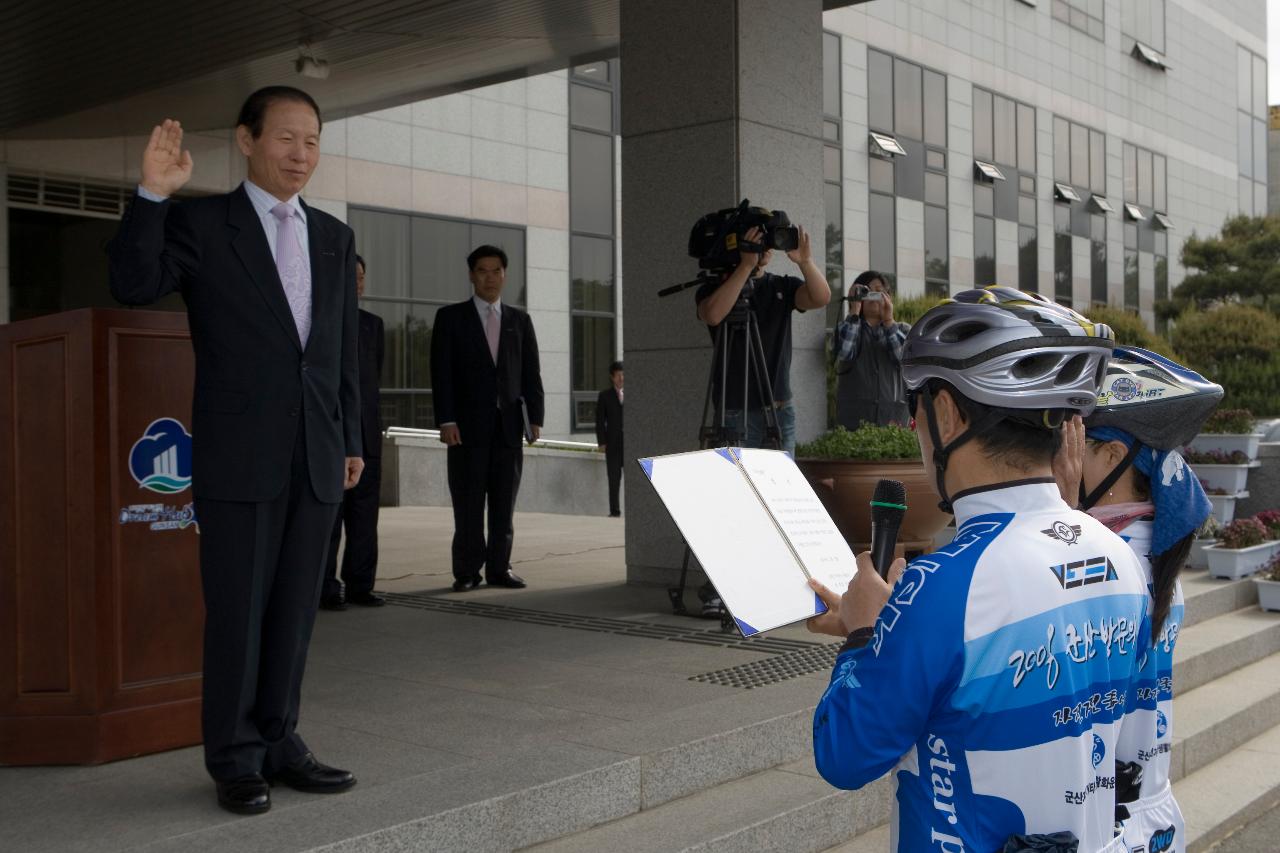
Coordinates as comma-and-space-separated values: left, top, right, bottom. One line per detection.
689, 644, 842, 689
385, 591, 825, 655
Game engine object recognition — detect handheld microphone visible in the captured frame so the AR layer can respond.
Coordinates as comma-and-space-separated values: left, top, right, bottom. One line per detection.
870, 479, 907, 579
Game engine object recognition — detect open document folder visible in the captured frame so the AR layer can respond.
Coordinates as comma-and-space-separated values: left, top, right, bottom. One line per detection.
638, 447, 857, 637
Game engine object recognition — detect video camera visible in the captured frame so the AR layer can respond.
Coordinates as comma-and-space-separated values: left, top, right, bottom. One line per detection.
687, 199, 800, 272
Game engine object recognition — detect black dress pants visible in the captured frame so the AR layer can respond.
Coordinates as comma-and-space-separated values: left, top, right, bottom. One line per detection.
447, 425, 522, 581
605, 444, 623, 515
193, 422, 339, 782
324, 454, 381, 598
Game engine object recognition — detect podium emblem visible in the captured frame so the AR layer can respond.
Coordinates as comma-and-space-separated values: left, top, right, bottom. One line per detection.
128, 417, 193, 494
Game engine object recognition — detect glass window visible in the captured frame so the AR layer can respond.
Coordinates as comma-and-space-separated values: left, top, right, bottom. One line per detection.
1090, 214, 1107, 305
1154, 230, 1167, 258
824, 181, 844, 328
1017, 103, 1035, 172
363, 300, 407, 390
1054, 117, 1070, 183
1054, 205, 1072, 303
1019, 194, 1037, 226
570, 129, 614, 236
1255, 181, 1267, 217
869, 157, 894, 193
1253, 54, 1268, 117
1124, 221, 1138, 250
1089, 130, 1105, 195
1018, 225, 1038, 294
348, 208, 411, 299
573, 62, 610, 81
974, 183, 994, 217
1020, 175, 1036, 195
1123, 144, 1137, 202
823, 120, 840, 142
1124, 250, 1139, 311
1151, 0, 1165, 51
923, 70, 946, 148
894, 58, 923, 139
572, 315, 614, 393
974, 216, 996, 286
974, 89, 993, 162
1238, 48, 1253, 112
405, 304, 439, 391
925, 205, 948, 291
869, 193, 896, 274
411, 217, 470, 303
926, 149, 946, 171
824, 145, 841, 182
1071, 122, 1089, 188
471, 224, 526, 306
823, 32, 842, 117
570, 85, 613, 133
925, 171, 947, 207
1239, 175, 1254, 215
1137, 148, 1153, 208
894, 137, 925, 201
1153, 154, 1167, 212
1254, 118, 1267, 181
995, 95, 1016, 167
868, 50, 893, 132
571, 235, 614, 312
1238, 111, 1253, 178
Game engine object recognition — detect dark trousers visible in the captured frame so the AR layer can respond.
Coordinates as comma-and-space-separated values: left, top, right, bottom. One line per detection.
605, 445, 623, 515
324, 454, 381, 598
193, 424, 339, 782
447, 426, 522, 581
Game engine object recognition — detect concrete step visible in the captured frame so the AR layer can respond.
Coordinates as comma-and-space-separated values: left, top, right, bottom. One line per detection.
1171, 653, 1280, 782
1180, 569, 1258, 628
521, 763, 893, 853
1180, 723, 1280, 852
1172, 606, 1280, 693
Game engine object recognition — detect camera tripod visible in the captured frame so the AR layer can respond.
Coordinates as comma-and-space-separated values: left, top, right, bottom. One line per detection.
667, 289, 782, 633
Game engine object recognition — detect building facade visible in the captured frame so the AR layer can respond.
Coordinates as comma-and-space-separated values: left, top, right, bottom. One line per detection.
0, 0, 1267, 439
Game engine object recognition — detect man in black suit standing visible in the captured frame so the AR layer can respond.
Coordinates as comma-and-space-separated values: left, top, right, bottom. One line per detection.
430, 245, 544, 592
595, 360, 624, 517
321, 255, 386, 610
108, 87, 362, 816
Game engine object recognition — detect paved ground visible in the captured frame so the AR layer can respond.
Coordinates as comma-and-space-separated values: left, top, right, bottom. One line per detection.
1210, 797, 1280, 852
0, 507, 829, 853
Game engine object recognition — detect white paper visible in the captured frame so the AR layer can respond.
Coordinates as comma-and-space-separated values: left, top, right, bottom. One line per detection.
640, 448, 856, 636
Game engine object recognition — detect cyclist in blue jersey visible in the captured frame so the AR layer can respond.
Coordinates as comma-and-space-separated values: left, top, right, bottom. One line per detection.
810, 286, 1149, 852
1056, 347, 1222, 853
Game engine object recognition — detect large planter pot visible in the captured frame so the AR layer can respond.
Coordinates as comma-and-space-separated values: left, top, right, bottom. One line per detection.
1204, 540, 1279, 580
795, 457, 952, 550
1188, 538, 1217, 570
1207, 491, 1247, 525
1189, 433, 1264, 461
1257, 578, 1280, 612
1191, 461, 1259, 494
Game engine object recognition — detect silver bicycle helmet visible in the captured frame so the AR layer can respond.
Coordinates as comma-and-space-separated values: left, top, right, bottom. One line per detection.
1085, 347, 1224, 451
902, 286, 1116, 416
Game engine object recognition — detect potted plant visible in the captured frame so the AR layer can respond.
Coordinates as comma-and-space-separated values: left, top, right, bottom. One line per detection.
1204, 517, 1277, 580
1189, 408, 1263, 461
1188, 516, 1224, 570
1256, 553, 1280, 612
795, 424, 951, 551
1202, 481, 1248, 525
1183, 447, 1259, 494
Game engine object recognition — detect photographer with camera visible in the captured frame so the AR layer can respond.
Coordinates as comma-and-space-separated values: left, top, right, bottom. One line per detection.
694, 223, 830, 453
832, 270, 911, 431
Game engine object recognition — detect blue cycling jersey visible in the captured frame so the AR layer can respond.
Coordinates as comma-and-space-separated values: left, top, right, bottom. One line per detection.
813, 481, 1150, 852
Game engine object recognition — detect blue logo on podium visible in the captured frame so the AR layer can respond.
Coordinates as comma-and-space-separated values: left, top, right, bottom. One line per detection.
129, 418, 193, 494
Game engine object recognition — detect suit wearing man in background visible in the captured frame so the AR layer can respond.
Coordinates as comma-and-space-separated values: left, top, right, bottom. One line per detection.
431, 245, 544, 592
594, 360, 624, 517
108, 87, 363, 816
322, 255, 386, 609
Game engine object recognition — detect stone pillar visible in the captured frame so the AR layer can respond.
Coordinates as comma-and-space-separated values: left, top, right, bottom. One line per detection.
620, 0, 826, 586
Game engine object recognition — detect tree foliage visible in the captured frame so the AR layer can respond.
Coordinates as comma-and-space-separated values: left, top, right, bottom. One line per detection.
1174, 215, 1280, 312
1083, 304, 1180, 361
1170, 304, 1280, 415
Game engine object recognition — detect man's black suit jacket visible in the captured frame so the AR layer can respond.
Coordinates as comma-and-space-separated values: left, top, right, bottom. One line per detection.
108, 186, 361, 504
430, 299, 544, 446
357, 308, 384, 460
595, 388, 622, 447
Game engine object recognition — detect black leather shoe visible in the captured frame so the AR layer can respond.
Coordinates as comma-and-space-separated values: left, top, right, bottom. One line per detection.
347, 591, 386, 607
452, 576, 482, 592
319, 594, 346, 611
216, 774, 271, 815
268, 753, 356, 794
487, 571, 526, 589
609, 511, 622, 518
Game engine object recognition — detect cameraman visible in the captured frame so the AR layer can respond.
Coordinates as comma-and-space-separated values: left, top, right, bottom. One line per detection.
833, 270, 910, 431
695, 224, 830, 453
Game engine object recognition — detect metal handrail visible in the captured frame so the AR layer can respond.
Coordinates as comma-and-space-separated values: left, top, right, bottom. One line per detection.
383, 427, 600, 452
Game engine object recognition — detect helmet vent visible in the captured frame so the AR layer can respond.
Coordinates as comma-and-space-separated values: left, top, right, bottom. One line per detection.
940, 321, 991, 343
1056, 354, 1089, 385
1012, 353, 1059, 379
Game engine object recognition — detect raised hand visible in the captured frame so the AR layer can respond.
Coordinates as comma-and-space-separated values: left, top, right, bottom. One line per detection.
786, 225, 813, 265
140, 119, 194, 198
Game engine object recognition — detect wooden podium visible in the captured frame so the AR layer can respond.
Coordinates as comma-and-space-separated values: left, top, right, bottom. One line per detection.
0, 308, 203, 764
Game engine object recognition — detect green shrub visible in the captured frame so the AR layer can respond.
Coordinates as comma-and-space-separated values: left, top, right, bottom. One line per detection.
891, 294, 946, 327
1170, 305, 1280, 416
1202, 408, 1256, 434
796, 423, 921, 460
1084, 304, 1180, 360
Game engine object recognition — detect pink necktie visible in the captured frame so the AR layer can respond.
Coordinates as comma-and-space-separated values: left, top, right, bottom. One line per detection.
485, 305, 500, 363
271, 203, 311, 347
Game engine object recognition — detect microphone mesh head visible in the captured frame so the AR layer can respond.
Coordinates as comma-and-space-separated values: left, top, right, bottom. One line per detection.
872, 478, 907, 507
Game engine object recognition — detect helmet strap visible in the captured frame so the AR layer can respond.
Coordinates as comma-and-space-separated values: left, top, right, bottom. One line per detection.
920, 386, 1008, 515
1080, 441, 1142, 511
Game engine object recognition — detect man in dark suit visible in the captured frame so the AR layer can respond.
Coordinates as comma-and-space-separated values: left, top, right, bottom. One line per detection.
595, 360, 624, 517
430, 245, 544, 592
321, 255, 386, 610
108, 87, 362, 816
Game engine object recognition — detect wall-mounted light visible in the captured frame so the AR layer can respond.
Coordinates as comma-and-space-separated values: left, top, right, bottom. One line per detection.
296, 46, 330, 80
